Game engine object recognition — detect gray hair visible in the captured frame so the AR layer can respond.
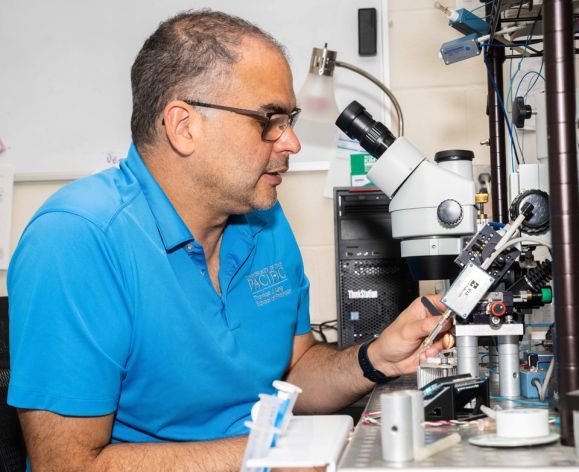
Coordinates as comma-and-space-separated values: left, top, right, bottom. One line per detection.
130, 9, 287, 149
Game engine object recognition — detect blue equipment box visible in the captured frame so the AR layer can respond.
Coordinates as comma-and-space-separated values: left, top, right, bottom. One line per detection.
520, 369, 547, 399
440, 34, 481, 65
449, 9, 489, 36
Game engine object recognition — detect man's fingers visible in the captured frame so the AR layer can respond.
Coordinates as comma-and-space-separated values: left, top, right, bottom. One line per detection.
420, 314, 452, 338
421, 340, 444, 358
420, 333, 453, 358
442, 332, 455, 349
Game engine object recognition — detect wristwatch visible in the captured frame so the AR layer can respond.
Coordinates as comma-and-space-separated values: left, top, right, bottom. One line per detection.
358, 339, 399, 384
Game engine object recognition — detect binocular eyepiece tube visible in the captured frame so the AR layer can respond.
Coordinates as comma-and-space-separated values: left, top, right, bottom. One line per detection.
335, 100, 396, 158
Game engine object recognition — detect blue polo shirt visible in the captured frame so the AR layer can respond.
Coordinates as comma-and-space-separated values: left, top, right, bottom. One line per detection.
7, 144, 311, 443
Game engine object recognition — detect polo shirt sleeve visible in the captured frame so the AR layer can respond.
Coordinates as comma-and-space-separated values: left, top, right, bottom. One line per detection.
7, 211, 132, 416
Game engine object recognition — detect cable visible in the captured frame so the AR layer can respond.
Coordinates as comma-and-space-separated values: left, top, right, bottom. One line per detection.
320, 319, 338, 329
469, 0, 495, 15
484, 60, 521, 166
514, 70, 545, 98
484, 236, 552, 269
310, 319, 339, 343
509, 70, 545, 164
501, 6, 543, 168
531, 358, 555, 402
310, 323, 328, 343
507, 60, 521, 170
485, 241, 544, 271
524, 58, 545, 98
484, 16, 538, 167
512, 124, 525, 163
486, 212, 528, 260
478, 25, 526, 44
499, 236, 552, 251
482, 212, 547, 270
531, 377, 543, 398
512, 70, 545, 158
479, 38, 544, 47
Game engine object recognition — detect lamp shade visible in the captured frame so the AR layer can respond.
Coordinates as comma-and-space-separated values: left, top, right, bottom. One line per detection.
297, 72, 341, 123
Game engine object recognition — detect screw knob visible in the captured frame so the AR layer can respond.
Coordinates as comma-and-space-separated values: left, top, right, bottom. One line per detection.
437, 199, 463, 227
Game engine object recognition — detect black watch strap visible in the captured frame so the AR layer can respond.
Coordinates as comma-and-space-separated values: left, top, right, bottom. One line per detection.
358, 339, 399, 384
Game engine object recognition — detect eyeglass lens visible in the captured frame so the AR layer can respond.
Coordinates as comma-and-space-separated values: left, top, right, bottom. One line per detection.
263, 113, 299, 142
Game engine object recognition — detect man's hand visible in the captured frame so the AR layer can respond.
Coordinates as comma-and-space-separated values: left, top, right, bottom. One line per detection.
366, 294, 453, 377
284, 294, 454, 414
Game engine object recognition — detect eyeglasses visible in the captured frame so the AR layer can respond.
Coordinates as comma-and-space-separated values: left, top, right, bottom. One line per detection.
183, 100, 301, 143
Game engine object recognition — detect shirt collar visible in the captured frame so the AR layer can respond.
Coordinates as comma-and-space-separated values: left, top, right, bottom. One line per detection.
121, 143, 268, 251
122, 143, 193, 251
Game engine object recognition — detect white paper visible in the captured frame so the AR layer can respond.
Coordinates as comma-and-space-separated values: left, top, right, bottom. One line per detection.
0, 165, 15, 270
323, 133, 366, 198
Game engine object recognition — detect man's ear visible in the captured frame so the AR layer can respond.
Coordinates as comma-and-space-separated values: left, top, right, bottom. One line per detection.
162, 100, 198, 156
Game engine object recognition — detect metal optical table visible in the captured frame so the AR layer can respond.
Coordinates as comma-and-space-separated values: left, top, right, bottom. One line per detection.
338, 377, 579, 471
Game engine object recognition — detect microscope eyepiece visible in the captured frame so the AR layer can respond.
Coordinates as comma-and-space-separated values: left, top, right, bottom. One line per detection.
335, 101, 396, 158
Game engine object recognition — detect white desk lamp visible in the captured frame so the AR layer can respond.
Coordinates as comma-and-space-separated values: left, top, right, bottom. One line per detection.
293, 44, 404, 186
297, 44, 404, 136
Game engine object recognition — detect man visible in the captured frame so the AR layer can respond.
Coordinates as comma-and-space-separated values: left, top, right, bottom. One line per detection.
8, 10, 450, 472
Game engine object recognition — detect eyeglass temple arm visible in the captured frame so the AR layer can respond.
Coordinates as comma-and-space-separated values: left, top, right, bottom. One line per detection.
334, 60, 404, 137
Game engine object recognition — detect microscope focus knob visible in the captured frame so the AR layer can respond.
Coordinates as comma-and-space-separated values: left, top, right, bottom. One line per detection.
437, 199, 463, 227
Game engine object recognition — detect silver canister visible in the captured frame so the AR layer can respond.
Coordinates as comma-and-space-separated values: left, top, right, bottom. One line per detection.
498, 335, 520, 397
403, 389, 425, 453
456, 335, 480, 377
381, 391, 414, 462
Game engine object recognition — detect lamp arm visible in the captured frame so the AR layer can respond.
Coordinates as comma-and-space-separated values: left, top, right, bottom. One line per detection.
334, 60, 404, 137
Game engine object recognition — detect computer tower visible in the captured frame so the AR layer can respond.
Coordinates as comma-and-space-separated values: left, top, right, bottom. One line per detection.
334, 188, 419, 348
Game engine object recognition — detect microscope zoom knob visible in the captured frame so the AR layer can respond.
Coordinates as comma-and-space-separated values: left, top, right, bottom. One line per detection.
437, 199, 463, 227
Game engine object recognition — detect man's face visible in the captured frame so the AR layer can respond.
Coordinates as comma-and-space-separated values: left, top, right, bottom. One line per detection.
190, 37, 301, 214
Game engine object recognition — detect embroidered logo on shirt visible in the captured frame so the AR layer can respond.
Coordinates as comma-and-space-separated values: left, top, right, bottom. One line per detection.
246, 262, 292, 306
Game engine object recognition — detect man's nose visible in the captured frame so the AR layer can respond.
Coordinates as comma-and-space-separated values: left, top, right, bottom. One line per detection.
276, 126, 301, 155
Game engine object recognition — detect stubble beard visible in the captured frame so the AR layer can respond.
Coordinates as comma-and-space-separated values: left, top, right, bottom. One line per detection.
206, 172, 279, 215
250, 185, 278, 211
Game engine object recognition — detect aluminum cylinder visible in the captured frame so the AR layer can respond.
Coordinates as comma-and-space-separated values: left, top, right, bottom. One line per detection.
381, 392, 414, 462
498, 335, 520, 398
489, 343, 499, 382
456, 335, 479, 377
403, 389, 425, 453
